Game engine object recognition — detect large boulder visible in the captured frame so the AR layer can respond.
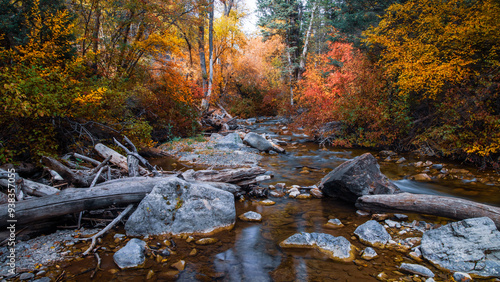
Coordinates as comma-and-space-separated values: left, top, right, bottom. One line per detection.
113, 238, 147, 269
243, 132, 273, 152
279, 232, 356, 262
420, 217, 500, 278
125, 177, 235, 236
214, 132, 244, 150
319, 153, 400, 202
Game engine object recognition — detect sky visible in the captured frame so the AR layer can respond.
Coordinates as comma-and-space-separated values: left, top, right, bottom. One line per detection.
241, 0, 259, 35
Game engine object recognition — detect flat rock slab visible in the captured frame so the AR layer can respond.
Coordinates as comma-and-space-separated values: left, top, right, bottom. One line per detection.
113, 238, 147, 269
279, 232, 356, 262
125, 178, 235, 236
319, 153, 400, 202
421, 217, 500, 278
354, 220, 392, 248
243, 132, 273, 151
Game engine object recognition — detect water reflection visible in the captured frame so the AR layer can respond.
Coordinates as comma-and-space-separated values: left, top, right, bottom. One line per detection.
214, 226, 281, 282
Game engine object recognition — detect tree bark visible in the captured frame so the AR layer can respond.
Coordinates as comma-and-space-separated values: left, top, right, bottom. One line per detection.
298, 2, 317, 80
0, 177, 167, 228
94, 143, 147, 175
203, 0, 215, 112
355, 192, 500, 229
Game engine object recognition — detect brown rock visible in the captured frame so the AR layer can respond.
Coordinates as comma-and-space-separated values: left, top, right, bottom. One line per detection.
171, 260, 186, 271
195, 238, 218, 245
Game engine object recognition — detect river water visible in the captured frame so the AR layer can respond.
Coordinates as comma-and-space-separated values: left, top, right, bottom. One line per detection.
48, 118, 500, 281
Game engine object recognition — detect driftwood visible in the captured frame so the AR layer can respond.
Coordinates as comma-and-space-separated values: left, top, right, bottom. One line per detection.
355, 192, 500, 229
94, 143, 148, 175
181, 167, 267, 184
113, 136, 159, 176
0, 177, 166, 228
73, 153, 101, 167
42, 156, 103, 187
82, 204, 134, 256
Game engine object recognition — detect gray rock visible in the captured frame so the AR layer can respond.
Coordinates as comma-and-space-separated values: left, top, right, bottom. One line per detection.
19, 272, 34, 280
113, 238, 147, 269
319, 153, 400, 202
421, 217, 500, 278
393, 214, 409, 221
279, 232, 355, 262
453, 272, 472, 282
243, 132, 273, 151
354, 220, 392, 248
34, 278, 51, 282
214, 133, 244, 149
125, 177, 235, 236
196, 181, 243, 195
239, 211, 262, 222
399, 263, 435, 278
385, 219, 401, 228
360, 247, 378, 260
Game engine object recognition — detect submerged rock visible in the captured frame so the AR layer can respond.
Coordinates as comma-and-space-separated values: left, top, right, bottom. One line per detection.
399, 263, 435, 278
420, 217, 500, 278
243, 132, 274, 151
325, 218, 344, 229
113, 238, 147, 269
354, 220, 392, 248
319, 153, 400, 202
125, 177, 235, 236
279, 232, 356, 262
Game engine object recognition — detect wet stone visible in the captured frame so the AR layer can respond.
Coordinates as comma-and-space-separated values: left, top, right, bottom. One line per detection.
310, 188, 323, 198
239, 211, 262, 222
171, 260, 186, 271
288, 188, 300, 198
396, 157, 407, 164
325, 218, 344, 229
356, 210, 371, 217
372, 213, 391, 221
410, 173, 432, 182
19, 272, 35, 280
354, 220, 392, 248
394, 214, 409, 221
113, 238, 146, 269
296, 193, 312, 199
453, 272, 472, 282
360, 247, 378, 260
259, 199, 276, 206
269, 191, 284, 197
279, 232, 356, 262
385, 219, 401, 228
275, 183, 286, 190
399, 263, 435, 278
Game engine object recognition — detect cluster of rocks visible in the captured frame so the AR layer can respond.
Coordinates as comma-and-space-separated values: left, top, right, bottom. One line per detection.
266, 182, 323, 199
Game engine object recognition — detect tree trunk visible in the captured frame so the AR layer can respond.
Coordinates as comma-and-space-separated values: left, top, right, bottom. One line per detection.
41, 157, 97, 187
0, 177, 167, 228
181, 167, 267, 183
204, 0, 215, 112
94, 143, 147, 175
355, 192, 500, 229
298, 2, 317, 80
198, 20, 208, 106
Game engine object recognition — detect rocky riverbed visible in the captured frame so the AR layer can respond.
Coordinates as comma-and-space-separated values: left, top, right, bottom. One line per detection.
1, 117, 500, 281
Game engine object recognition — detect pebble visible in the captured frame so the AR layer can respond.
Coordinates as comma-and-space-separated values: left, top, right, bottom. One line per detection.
171, 260, 186, 271
399, 263, 435, 278
394, 214, 409, 221
356, 210, 371, 217
288, 188, 300, 198
239, 211, 262, 222
146, 269, 155, 280
186, 236, 194, 243
385, 219, 401, 228
310, 188, 323, 198
377, 272, 388, 281
189, 248, 198, 256
325, 218, 344, 229
396, 157, 407, 164
372, 214, 391, 221
275, 183, 286, 190
269, 191, 284, 197
296, 193, 312, 199
360, 247, 378, 260
195, 238, 218, 245
410, 173, 432, 182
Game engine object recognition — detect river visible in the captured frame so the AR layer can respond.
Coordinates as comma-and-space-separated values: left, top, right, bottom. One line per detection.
45, 117, 500, 281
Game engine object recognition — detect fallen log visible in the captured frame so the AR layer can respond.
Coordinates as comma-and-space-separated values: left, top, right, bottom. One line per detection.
0, 169, 59, 197
181, 167, 267, 183
0, 177, 167, 228
355, 192, 500, 229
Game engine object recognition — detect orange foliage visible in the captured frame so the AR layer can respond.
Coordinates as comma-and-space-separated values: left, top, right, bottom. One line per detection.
297, 38, 393, 146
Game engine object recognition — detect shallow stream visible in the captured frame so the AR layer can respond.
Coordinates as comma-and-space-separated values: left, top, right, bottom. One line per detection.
42, 118, 500, 281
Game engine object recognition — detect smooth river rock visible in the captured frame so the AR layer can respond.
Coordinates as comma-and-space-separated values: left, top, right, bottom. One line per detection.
113, 238, 147, 269
354, 220, 392, 248
125, 177, 235, 236
239, 211, 262, 222
420, 217, 500, 278
319, 153, 400, 202
243, 132, 274, 152
399, 263, 435, 278
279, 232, 356, 262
